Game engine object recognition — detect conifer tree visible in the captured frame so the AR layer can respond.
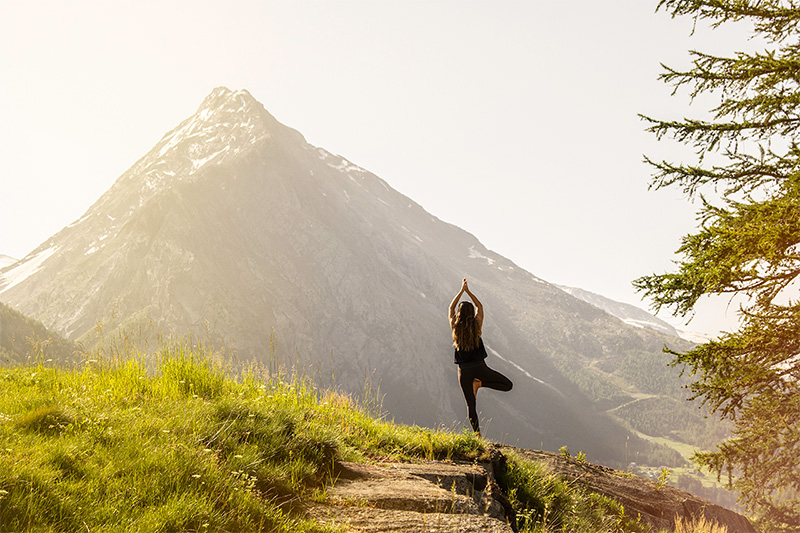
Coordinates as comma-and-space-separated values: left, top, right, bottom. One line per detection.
635, 1, 800, 530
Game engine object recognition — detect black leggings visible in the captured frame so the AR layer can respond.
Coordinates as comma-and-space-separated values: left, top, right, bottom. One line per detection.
458, 360, 513, 433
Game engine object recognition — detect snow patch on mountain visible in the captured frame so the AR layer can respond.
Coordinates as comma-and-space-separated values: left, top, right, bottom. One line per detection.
486, 345, 565, 397
190, 146, 230, 170
0, 246, 59, 294
557, 285, 712, 342
675, 329, 717, 344
328, 157, 367, 175
315, 147, 370, 181
400, 226, 424, 243
558, 285, 679, 336
468, 246, 495, 265
66, 213, 91, 229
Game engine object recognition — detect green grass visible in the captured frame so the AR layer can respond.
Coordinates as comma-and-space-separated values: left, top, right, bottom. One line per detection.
499, 450, 648, 533
0, 339, 690, 532
635, 432, 699, 461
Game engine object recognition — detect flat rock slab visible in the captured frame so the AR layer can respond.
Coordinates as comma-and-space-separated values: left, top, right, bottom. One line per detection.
307, 460, 514, 532
309, 505, 513, 533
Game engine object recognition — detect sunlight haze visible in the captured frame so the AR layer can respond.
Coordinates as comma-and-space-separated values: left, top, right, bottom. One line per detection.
0, 1, 748, 336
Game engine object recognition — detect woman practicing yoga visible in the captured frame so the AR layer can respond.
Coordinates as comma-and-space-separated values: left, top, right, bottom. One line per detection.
449, 278, 513, 436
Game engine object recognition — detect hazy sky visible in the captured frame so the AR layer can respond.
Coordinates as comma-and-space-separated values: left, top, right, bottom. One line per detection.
1, 1, 751, 335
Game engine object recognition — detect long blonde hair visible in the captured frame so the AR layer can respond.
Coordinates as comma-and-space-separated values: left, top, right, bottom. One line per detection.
452, 301, 481, 351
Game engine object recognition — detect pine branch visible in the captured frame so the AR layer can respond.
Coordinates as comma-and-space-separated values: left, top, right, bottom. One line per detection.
643, 149, 792, 196
642, 115, 800, 147
715, 92, 800, 124
661, 50, 800, 97
657, 0, 800, 40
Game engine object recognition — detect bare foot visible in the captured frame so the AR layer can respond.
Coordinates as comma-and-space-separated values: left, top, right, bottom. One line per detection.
473, 378, 482, 397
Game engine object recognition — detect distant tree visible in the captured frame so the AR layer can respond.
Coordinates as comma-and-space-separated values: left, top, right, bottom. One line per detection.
635, 1, 800, 530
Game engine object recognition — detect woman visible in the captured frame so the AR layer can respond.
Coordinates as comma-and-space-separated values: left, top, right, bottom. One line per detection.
449, 278, 513, 437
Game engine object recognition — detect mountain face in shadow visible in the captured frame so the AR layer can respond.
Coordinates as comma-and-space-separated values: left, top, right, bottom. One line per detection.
0, 87, 693, 465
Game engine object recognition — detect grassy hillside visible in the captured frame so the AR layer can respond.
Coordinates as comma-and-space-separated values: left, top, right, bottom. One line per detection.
0, 340, 729, 532
0, 302, 77, 366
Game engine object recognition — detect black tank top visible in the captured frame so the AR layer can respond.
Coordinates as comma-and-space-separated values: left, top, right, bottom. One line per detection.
454, 338, 488, 365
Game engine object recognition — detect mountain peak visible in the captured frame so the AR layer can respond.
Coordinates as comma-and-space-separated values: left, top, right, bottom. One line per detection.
39, 88, 289, 254
158, 86, 272, 155
195, 86, 263, 126
104, 88, 280, 207
200, 86, 256, 107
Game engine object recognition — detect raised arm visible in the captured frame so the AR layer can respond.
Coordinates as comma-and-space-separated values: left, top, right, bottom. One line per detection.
463, 280, 484, 328
449, 280, 466, 328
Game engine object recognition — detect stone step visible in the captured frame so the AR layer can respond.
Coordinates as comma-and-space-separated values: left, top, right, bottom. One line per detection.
306, 460, 515, 532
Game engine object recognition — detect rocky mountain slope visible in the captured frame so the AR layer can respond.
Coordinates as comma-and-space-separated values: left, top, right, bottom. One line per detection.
557, 286, 717, 344
557, 286, 680, 337
0, 87, 704, 466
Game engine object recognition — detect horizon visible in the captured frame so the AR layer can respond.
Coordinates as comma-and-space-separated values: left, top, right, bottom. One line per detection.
0, 1, 749, 336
